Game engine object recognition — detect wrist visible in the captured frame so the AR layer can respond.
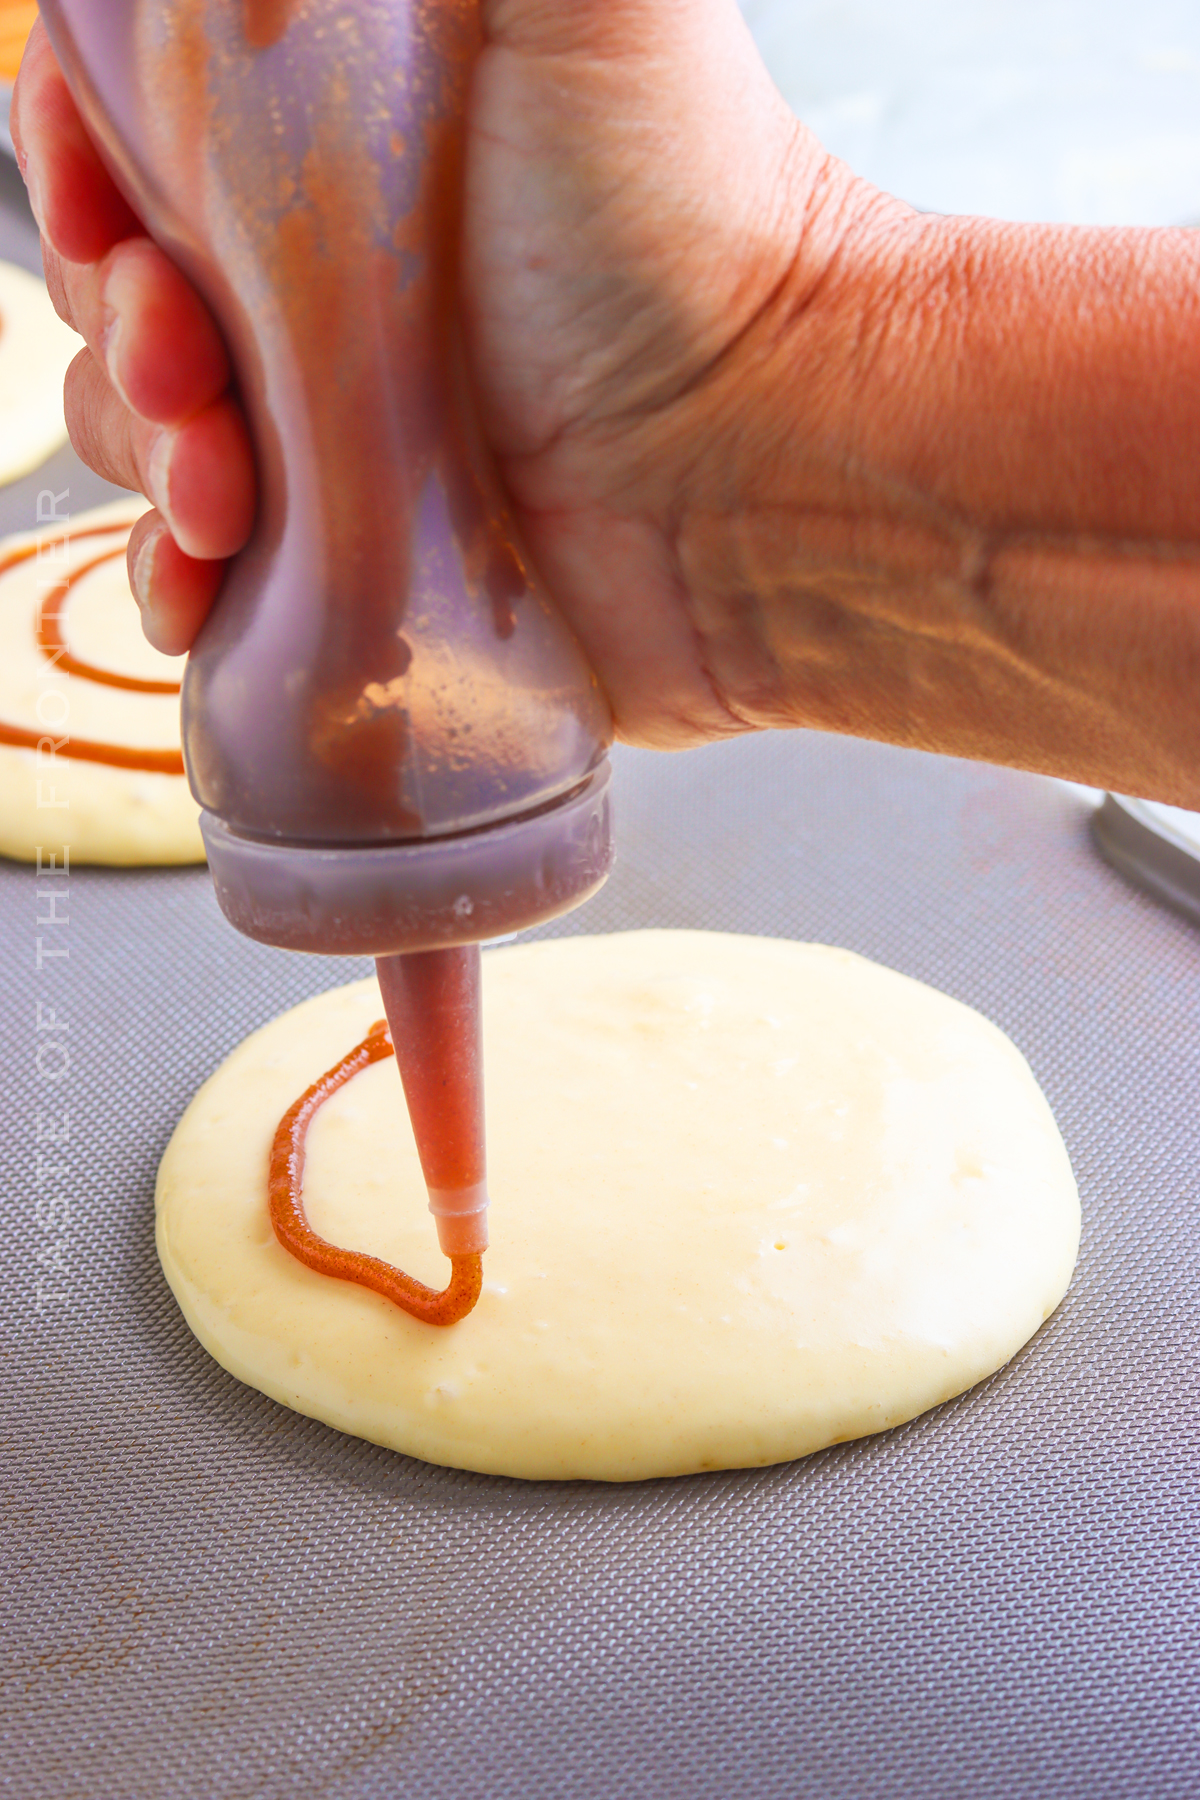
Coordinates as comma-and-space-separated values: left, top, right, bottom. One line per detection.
665, 164, 931, 731
666, 189, 1200, 802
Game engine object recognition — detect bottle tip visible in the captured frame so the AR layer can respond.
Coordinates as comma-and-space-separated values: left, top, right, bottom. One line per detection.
433, 1205, 489, 1256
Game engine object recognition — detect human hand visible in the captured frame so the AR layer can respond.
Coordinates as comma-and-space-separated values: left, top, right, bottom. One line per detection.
11, 1, 841, 744
10, 18, 257, 656
23, 3, 1197, 802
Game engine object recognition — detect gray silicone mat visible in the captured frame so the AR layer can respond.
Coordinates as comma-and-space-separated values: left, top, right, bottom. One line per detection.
2, 156, 1199, 1800
4, 730, 1200, 1800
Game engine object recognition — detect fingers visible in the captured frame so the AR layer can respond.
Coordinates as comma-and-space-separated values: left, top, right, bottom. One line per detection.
126, 512, 227, 658
65, 348, 256, 561
149, 395, 257, 561
10, 20, 140, 263
52, 234, 232, 424
14, 20, 257, 651
15, 21, 228, 431
61, 346, 143, 491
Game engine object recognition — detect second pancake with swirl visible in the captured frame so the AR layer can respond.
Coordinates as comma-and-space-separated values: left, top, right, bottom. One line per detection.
0, 499, 203, 865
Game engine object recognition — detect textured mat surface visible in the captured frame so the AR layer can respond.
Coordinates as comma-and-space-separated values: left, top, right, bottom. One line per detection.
2, 81, 1199, 1800
3, 727, 1199, 1800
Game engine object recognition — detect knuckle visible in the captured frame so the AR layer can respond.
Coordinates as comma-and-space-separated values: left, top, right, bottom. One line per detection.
63, 349, 102, 455
63, 349, 141, 493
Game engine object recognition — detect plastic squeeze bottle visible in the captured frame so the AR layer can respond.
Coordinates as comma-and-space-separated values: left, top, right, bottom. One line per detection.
38, 0, 615, 1317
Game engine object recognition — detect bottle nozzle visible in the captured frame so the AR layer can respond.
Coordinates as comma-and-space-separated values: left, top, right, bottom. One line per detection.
426, 1183, 490, 1256
375, 946, 489, 1262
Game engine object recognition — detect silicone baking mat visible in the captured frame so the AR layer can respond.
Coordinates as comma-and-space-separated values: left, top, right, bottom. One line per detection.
2, 162, 1198, 1800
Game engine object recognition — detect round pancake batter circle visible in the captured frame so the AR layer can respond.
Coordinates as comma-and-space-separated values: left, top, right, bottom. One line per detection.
0, 259, 78, 483
0, 498, 203, 864
157, 931, 1080, 1482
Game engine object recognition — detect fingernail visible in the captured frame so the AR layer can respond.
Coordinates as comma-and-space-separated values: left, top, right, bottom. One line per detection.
100, 311, 133, 409
128, 520, 165, 613
100, 260, 136, 409
145, 429, 176, 528
20, 157, 44, 229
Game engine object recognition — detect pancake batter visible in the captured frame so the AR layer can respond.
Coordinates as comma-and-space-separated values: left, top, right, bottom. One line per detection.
0, 498, 203, 863
0, 258, 77, 484
157, 931, 1080, 1482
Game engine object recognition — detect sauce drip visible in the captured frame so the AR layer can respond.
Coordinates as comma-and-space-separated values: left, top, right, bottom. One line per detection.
243, 0, 298, 50
0, 525, 186, 775
268, 1018, 483, 1327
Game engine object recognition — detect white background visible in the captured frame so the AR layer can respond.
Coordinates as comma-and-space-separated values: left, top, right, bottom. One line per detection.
742, 0, 1200, 225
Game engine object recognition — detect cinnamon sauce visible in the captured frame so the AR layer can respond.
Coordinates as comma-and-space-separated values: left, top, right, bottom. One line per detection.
0, 526, 186, 775
38, 548, 181, 694
268, 1017, 483, 1327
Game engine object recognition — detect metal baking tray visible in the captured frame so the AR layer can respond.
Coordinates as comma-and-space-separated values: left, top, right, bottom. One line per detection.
3, 180, 1199, 1800
1093, 792, 1200, 929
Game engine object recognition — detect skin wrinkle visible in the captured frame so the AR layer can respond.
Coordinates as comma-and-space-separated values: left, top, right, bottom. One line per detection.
554, 160, 865, 533
489, 114, 816, 448
965, 233, 1200, 535
651, 174, 1200, 800
465, 7, 815, 456
68, 347, 145, 492
661, 515, 762, 739
554, 194, 812, 445
566, 207, 805, 448
675, 527, 788, 729
680, 471, 1200, 752
494, 96, 794, 749
686, 503, 1200, 789
568, 495, 751, 743
859, 221, 1144, 525
821, 210, 927, 430
532, 156, 1200, 776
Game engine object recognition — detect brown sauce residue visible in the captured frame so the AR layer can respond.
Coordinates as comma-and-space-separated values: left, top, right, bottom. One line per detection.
269, 1018, 484, 1327
0, 523, 186, 775
243, 0, 299, 51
